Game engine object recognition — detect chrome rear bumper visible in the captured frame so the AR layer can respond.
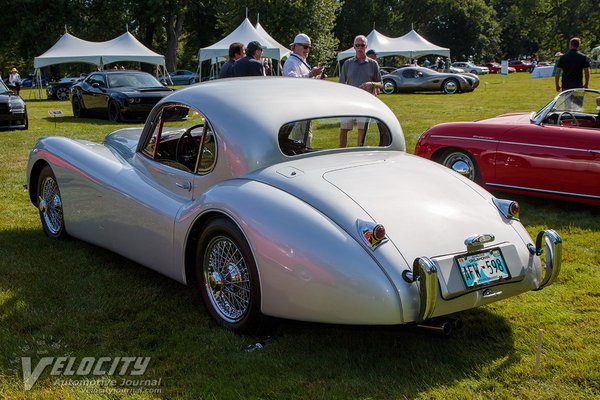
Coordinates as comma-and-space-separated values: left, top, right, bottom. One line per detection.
533, 229, 562, 290
403, 257, 439, 322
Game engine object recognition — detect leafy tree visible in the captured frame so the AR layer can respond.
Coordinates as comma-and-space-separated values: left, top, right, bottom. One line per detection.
212, 0, 341, 66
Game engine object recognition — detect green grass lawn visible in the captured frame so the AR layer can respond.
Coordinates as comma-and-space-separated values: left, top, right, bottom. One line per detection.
0, 73, 599, 399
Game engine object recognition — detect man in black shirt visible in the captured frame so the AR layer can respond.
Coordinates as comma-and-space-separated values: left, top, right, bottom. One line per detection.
555, 37, 590, 92
233, 41, 266, 77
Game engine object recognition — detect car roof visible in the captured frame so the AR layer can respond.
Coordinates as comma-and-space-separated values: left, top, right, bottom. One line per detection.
157, 77, 405, 166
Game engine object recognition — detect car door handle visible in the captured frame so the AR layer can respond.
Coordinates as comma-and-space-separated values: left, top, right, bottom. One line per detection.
175, 181, 192, 191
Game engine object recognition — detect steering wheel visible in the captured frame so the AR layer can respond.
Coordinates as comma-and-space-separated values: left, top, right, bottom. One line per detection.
175, 124, 203, 168
558, 111, 579, 127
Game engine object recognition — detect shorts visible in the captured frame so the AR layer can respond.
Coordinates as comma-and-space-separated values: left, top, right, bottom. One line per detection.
341, 117, 369, 130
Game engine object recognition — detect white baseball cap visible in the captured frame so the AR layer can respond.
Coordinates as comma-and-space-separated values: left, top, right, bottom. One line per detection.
291, 33, 311, 47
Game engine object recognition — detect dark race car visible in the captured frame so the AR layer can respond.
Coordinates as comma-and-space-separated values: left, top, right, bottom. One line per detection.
71, 70, 173, 122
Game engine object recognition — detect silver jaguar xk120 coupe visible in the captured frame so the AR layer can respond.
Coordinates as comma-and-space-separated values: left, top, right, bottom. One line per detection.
27, 78, 560, 334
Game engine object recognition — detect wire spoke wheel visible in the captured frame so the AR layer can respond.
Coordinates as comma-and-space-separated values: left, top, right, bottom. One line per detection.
37, 166, 66, 238
203, 235, 251, 323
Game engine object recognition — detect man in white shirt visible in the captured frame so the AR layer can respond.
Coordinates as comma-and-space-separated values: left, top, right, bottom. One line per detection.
283, 34, 325, 78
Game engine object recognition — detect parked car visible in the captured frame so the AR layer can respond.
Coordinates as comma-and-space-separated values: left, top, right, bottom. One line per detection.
0, 79, 28, 130
159, 69, 200, 85
26, 78, 561, 333
46, 74, 88, 100
415, 88, 600, 206
508, 60, 531, 72
21, 74, 49, 87
484, 63, 516, 74
381, 66, 479, 94
451, 62, 489, 75
71, 70, 173, 122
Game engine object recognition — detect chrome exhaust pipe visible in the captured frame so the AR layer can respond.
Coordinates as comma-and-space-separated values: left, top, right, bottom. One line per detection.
415, 320, 453, 336
415, 317, 463, 336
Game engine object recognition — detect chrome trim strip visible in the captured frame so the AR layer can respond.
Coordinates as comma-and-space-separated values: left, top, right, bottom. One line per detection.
534, 229, 562, 290
487, 183, 600, 200
430, 135, 591, 153
412, 257, 439, 322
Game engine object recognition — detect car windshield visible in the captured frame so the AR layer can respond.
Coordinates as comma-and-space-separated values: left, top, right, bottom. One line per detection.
534, 90, 600, 121
278, 116, 392, 156
108, 73, 164, 88
0, 80, 10, 94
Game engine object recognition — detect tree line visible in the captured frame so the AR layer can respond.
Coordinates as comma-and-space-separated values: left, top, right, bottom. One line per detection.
1, 0, 598, 76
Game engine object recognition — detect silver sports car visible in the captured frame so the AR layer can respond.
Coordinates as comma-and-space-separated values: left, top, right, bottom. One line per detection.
27, 78, 559, 334
381, 66, 480, 94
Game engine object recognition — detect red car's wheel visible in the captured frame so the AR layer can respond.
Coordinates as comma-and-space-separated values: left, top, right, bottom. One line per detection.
440, 150, 479, 182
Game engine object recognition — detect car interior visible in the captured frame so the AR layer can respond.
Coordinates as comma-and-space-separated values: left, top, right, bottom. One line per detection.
541, 92, 600, 128
143, 105, 216, 173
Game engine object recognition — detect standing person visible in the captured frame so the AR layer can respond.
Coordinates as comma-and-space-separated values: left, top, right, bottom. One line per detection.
233, 41, 266, 77
338, 35, 382, 147
219, 42, 245, 79
555, 37, 590, 92
423, 57, 431, 68
283, 33, 325, 78
9, 68, 21, 95
366, 49, 377, 60
551, 52, 563, 77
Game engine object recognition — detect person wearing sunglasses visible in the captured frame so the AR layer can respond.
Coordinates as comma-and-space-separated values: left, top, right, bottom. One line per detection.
283, 34, 325, 79
338, 35, 382, 147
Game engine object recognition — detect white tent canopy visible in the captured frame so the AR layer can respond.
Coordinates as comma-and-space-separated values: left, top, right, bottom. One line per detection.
336, 29, 450, 61
34, 31, 166, 69
255, 22, 290, 59
198, 18, 290, 63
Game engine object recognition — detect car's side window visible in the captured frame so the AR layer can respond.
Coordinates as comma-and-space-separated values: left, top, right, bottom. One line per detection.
402, 69, 415, 79
88, 73, 106, 88
142, 104, 217, 174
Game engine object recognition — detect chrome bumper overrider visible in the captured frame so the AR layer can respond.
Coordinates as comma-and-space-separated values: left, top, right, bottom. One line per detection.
532, 229, 562, 290
405, 229, 561, 321
403, 257, 439, 322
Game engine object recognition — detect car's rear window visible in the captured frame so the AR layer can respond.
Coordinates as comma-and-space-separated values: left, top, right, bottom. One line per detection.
278, 116, 392, 156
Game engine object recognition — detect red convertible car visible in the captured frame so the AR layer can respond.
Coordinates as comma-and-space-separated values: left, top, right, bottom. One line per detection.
415, 89, 600, 205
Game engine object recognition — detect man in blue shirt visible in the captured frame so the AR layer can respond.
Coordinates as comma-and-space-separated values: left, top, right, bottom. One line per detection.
219, 42, 245, 79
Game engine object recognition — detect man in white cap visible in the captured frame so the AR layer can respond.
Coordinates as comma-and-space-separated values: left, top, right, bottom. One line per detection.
283, 33, 325, 78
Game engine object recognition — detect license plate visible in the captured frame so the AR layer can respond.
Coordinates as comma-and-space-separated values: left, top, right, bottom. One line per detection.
455, 248, 510, 289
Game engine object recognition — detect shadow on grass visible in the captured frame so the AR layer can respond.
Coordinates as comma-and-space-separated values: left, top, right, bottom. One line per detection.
491, 190, 600, 230
41, 116, 144, 126
0, 228, 520, 398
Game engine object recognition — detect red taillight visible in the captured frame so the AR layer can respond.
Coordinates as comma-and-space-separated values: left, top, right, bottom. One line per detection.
373, 224, 386, 241
509, 201, 520, 219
